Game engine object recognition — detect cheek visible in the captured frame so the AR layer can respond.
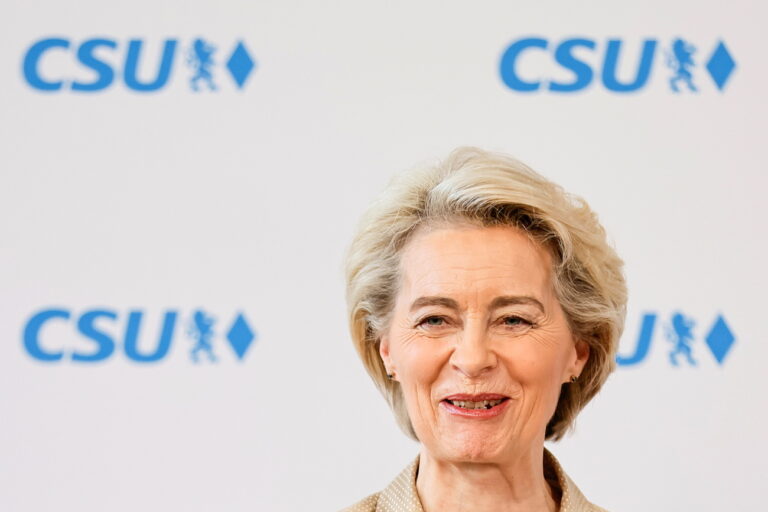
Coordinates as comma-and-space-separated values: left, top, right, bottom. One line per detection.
500, 334, 572, 389
390, 335, 451, 421
395, 338, 449, 392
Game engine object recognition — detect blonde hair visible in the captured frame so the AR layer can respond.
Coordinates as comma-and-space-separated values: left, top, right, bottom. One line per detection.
344, 147, 627, 440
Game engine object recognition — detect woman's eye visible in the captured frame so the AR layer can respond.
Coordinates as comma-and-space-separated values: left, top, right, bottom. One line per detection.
418, 316, 447, 328
503, 316, 531, 327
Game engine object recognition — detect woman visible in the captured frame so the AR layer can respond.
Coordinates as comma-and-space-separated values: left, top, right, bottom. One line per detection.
342, 147, 626, 512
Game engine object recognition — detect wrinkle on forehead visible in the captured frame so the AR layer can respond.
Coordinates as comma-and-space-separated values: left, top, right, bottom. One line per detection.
397, 223, 556, 306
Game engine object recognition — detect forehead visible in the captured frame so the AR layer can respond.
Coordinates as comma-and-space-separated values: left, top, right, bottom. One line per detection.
398, 224, 554, 298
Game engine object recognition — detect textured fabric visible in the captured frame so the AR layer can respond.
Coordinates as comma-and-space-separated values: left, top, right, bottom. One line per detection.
340, 449, 608, 512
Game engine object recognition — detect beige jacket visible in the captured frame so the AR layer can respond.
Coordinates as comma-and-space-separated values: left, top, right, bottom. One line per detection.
341, 449, 608, 512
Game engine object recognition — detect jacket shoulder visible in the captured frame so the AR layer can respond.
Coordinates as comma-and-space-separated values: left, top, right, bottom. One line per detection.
338, 492, 379, 512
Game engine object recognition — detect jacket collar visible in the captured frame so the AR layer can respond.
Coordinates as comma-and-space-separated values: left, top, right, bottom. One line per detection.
375, 448, 596, 512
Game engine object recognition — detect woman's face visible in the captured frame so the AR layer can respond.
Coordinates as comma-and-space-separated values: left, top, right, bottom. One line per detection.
380, 224, 588, 464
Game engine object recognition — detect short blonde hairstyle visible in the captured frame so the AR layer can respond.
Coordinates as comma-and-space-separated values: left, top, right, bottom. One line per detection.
344, 147, 627, 441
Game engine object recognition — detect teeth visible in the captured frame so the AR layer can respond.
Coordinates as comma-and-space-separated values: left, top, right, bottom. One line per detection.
449, 399, 504, 410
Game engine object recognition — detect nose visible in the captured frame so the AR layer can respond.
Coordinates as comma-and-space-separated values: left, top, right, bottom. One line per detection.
449, 321, 497, 378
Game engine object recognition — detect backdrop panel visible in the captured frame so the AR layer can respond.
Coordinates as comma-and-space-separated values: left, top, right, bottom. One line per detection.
1, 1, 766, 510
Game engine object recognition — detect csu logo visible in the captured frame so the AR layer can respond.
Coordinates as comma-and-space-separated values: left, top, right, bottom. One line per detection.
500, 37, 736, 93
617, 312, 735, 367
22, 37, 256, 92
22, 308, 257, 363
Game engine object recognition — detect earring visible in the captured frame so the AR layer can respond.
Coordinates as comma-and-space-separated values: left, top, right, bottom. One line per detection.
386, 373, 394, 380
570, 375, 578, 383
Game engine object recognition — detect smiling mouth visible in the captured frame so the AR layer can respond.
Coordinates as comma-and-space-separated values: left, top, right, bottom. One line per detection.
442, 393, 509, 416
445, 398, 508, 410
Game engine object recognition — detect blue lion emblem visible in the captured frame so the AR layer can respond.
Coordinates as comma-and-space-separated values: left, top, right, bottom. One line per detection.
187, 38, 217, 92
665, 312, 696, 366
188, 310, 217, 363
666, 38, 697, 93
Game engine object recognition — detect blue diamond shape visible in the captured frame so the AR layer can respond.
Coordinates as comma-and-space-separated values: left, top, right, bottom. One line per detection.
226, 313, 256, 360
704, 315, 734, 365
706, 41, 735, 91
226, 42, 255, 89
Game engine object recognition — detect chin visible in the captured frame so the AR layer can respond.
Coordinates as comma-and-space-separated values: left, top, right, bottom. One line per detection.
438, 429, 509, 463
444, 444, 503, 464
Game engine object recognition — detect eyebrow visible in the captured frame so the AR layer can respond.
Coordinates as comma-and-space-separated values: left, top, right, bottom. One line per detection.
409, 295, 545, 313
409, 296, 460, 312
489, 295, 545, 313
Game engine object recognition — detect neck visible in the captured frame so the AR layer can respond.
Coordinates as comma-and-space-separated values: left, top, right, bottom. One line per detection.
415, 446, 558, 512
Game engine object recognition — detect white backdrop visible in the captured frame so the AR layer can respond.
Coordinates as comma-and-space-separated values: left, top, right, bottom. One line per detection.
1, 1, 767, 511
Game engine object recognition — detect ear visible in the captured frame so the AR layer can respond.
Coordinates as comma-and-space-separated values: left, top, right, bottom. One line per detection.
564, 339, 590, 383
379, 332, 394, 376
